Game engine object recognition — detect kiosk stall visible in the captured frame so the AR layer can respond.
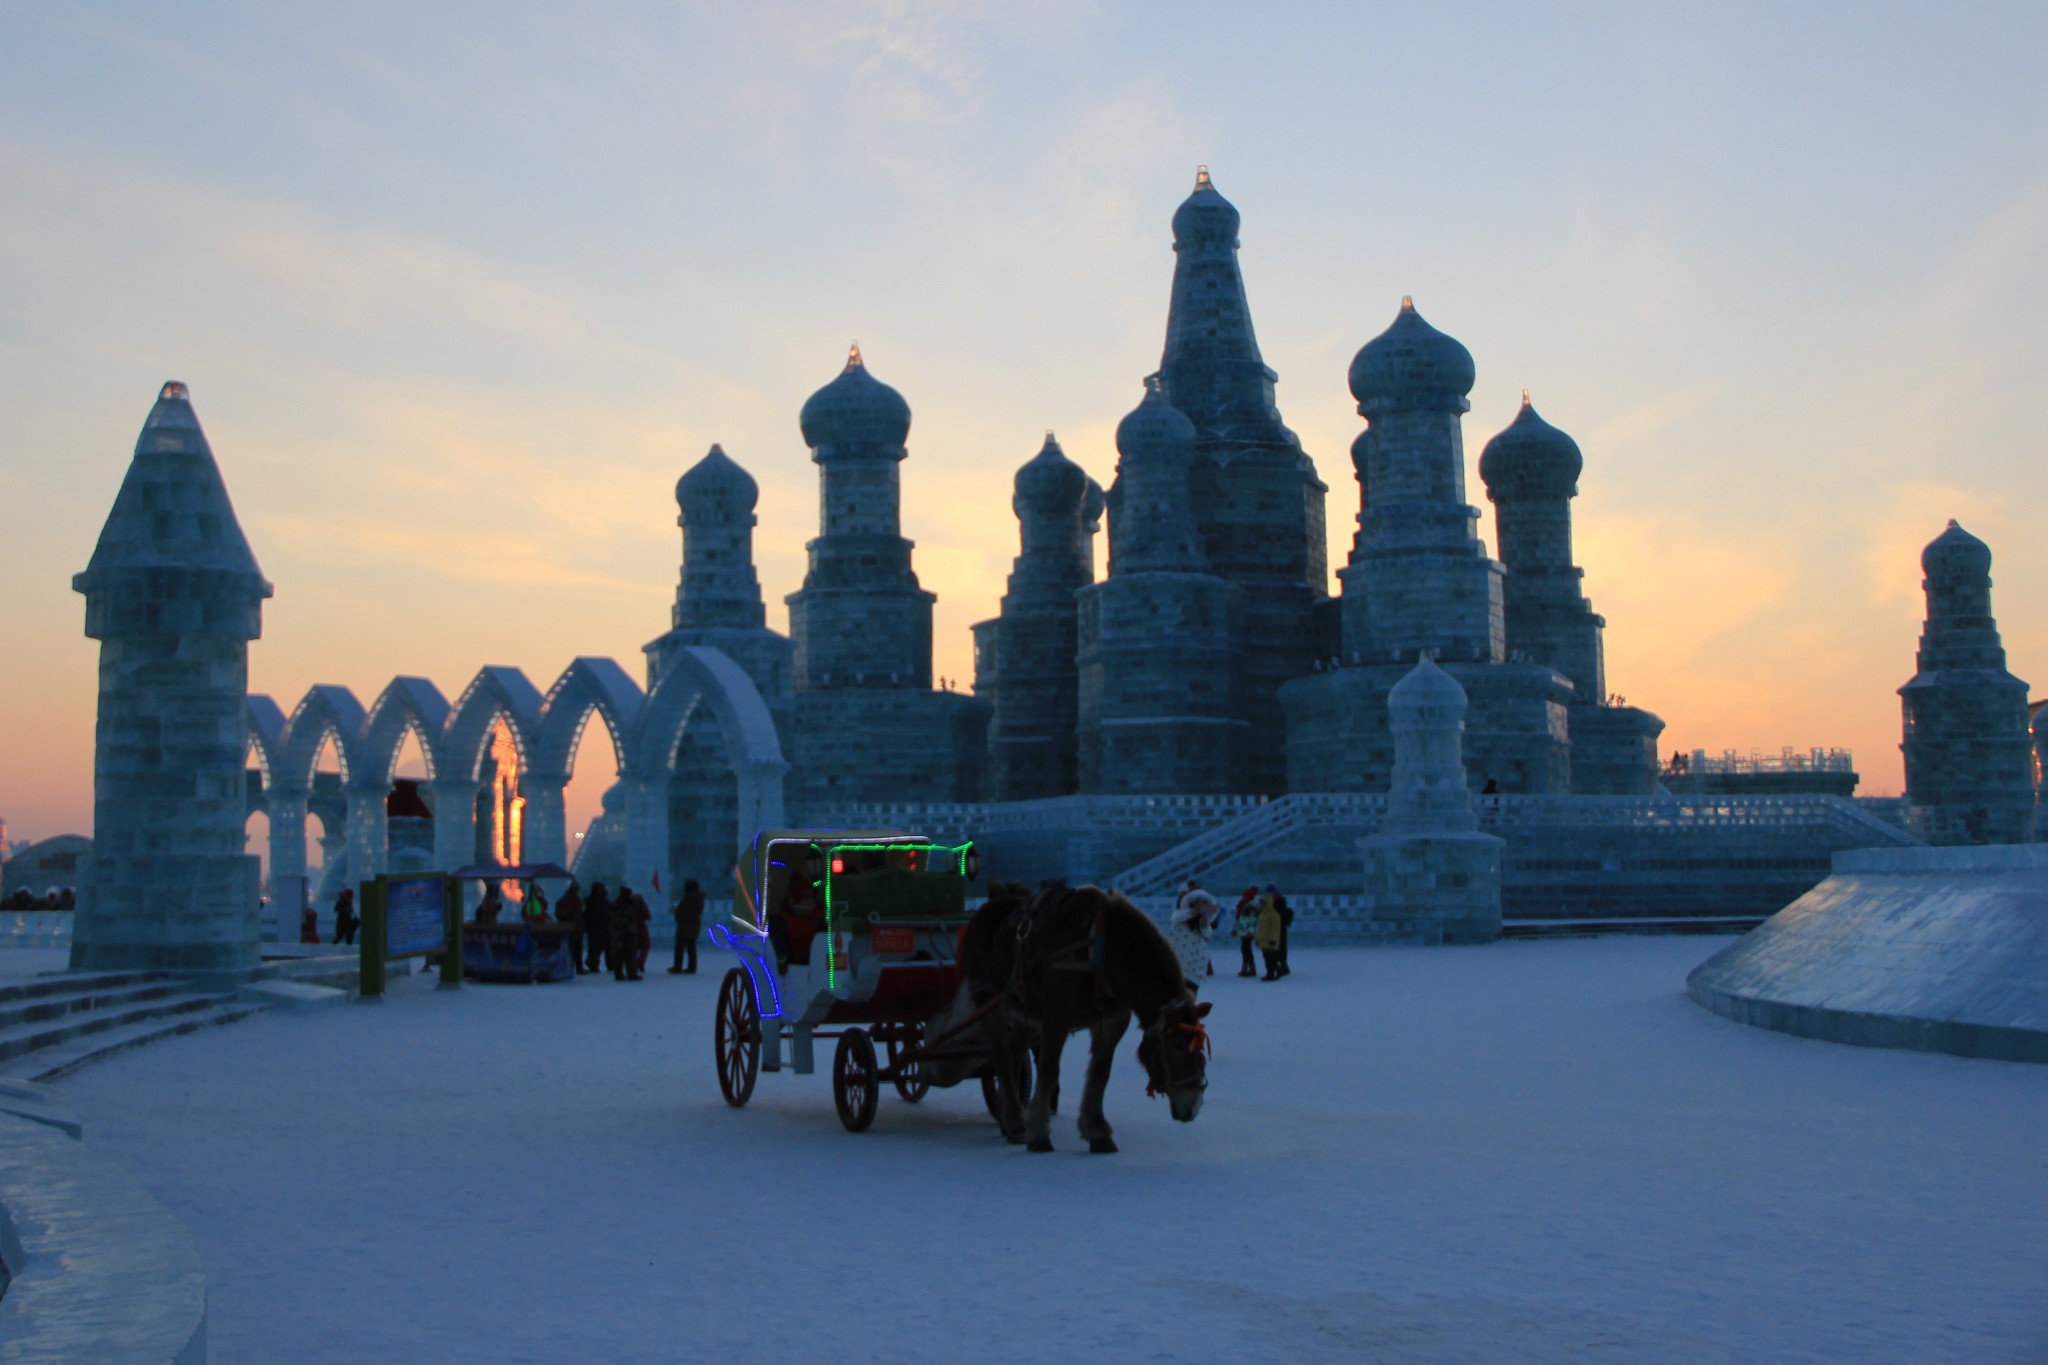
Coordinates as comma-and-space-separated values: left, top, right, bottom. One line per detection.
450, 862, 579, 984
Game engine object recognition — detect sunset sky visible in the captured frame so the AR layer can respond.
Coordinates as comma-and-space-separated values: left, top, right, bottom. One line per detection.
3, 2, 2045, 848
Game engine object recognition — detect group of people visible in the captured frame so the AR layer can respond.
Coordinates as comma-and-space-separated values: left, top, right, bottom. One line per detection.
306, 875, 711, 983
1168, 879, 1294, 989
2, 887, 74, 912
473, 876, 707, 982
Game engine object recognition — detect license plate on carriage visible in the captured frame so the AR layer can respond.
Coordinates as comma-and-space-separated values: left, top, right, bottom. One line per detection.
870, 925, 915, 954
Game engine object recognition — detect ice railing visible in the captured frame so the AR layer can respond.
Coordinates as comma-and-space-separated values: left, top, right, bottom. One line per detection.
1112, 791, 1920, 897
797, 793, 1269, 837
1670, 747, 1855, 775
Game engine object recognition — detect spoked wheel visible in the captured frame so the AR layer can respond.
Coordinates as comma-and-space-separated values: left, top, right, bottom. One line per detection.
834, 1028, 880, 1132
979, 1050, 1034, 1123
714, 969, 760, 1108
887, 1025, 930, 1103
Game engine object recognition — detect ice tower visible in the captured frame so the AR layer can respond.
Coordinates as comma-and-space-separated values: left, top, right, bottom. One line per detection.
1478, 396, 1663, 793
978, 434, 1102, 801
72, 382, 272, 978
1357, 656, 1504, 943
644, 443, 796, 891
1900, 521, 2034, 844
1076, 382, 1245, 793
1282, 302, 1571, 794
1154, 168, 1329, 795
786, 346, 988, 806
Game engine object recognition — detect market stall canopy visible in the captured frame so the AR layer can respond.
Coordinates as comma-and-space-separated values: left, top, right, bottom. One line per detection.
449, 863, 575, 881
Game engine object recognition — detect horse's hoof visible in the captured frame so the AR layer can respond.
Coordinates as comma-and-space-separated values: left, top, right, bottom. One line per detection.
1087, 1136, 1119, 1154
1027, 1137, 1055, 1153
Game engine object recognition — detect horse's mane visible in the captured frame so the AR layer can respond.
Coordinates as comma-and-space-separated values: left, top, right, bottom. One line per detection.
1067, 885, 1183, 979
1037, 885, 1189, 1022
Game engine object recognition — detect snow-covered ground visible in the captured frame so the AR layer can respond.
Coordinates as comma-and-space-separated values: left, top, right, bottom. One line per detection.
54, 937, 2048, 1364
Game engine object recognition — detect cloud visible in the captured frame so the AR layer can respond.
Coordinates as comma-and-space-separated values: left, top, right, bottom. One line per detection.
1556, 199, 1703, 323
257, 510, 663, 597
1919, 182, 2048, 329
1584, 380, 1723, 453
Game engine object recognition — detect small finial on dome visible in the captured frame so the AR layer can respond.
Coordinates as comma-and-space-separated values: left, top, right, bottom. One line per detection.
1521, 388, 1531, 407
1947, 518, 1961, 529
161, 381, 189, 401
1145, 374, 1163, 395
1046, 428, 1056, 442
847, 341, 863, 369
709, 442, 726, 456
1195, 164, 1211, 188
1400, 295, 1414, 312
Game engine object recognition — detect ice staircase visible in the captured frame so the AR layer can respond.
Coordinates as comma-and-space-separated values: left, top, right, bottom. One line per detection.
1819, 796, 1926, 848
1109, 794, 1385, 905
0, 971, 268, 1083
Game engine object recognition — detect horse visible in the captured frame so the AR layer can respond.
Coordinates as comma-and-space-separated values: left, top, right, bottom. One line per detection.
960, 882, 1211, 1153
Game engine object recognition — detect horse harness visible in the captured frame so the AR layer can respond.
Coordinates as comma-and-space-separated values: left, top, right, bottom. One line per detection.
1006, 888, 1113, 1014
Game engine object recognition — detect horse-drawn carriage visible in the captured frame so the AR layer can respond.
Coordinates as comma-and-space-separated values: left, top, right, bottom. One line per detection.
709, 829, 1025, 1132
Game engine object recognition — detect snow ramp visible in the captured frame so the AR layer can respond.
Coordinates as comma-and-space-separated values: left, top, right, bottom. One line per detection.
1687, 844, 2048, 1063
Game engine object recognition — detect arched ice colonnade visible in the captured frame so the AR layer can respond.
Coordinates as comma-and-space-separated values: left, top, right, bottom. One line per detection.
243, 647, 786, 913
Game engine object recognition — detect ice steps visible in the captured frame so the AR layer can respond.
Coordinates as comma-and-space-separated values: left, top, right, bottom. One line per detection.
0, 970, 274, 1081
0, 968, 175, 1006
0, 999, 268, 1083
0, 974, 190, 1037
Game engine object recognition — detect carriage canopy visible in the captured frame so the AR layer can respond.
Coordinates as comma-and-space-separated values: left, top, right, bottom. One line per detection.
733, 829, 978, 988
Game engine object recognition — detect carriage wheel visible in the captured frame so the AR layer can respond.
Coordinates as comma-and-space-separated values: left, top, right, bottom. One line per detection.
888, 1025, 930, 1103
714, 969, 760, 1108
834, 1029, 880, 1132
979, 1051, 1034, 1123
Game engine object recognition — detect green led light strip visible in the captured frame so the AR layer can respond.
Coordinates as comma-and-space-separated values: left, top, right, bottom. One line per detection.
818, 841, 971, 991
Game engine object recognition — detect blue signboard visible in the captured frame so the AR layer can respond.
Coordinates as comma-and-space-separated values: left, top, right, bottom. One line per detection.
386, 875, 446, 958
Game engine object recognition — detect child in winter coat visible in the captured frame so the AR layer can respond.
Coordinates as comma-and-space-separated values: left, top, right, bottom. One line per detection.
1256, 896, 1284, 981
1232, 889, 1259, 977
1169, 890, 1218, 994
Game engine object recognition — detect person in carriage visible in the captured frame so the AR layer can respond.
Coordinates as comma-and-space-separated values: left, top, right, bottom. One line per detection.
768, 873, 824, 971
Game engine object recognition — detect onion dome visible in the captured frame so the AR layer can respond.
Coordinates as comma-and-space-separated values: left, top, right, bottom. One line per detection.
1014, 431, 1088, 514
1478, 393, 1584, 499
1388, 653, 1468, 728
1083, 477, 1106, 533
1115, 377, 1197, 460
675, 443, 758, 518
798, 342, 911, 450
1922, 519, 1992, 579
1170, 165, 1240, 247
1348, 298, 1476, 410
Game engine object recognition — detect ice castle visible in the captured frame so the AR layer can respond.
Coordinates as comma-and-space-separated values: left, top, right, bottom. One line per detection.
70, 169, 2045, 964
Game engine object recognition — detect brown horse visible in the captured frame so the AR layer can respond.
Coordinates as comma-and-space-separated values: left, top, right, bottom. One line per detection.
961, 883, 1210, 1153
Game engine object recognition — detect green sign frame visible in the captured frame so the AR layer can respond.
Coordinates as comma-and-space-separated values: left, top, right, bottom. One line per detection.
358, 873, 464, 999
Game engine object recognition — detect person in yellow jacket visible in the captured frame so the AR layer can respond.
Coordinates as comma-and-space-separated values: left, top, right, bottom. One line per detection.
1256, 895, 1284, 981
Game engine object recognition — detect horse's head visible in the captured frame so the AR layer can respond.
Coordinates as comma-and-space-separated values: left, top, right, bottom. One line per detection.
1137, 995, 1211, 1122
